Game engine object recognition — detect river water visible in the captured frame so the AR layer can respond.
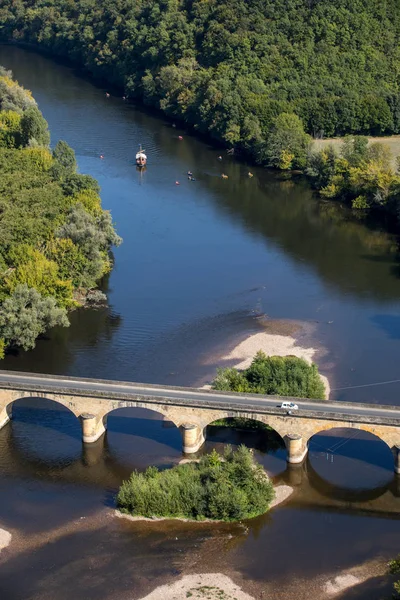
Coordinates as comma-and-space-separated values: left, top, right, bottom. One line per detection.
0, 45, 400, 600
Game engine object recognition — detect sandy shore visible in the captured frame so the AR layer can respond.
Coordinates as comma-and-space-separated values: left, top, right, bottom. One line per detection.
270, 485, 294, 508
138, 573, 255, 600
0, 528, 11, 552
114, 510, 229, 524
205, 320, 330, 398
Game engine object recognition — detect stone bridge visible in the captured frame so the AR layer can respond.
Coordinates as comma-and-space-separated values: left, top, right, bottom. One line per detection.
0, 371, 400, 471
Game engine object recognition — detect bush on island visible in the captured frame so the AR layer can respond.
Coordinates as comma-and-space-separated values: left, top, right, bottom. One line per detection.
117, 446, 275, 522
212, 350, 325, 399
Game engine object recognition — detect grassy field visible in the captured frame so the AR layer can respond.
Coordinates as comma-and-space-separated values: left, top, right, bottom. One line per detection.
313, 136, 400, 168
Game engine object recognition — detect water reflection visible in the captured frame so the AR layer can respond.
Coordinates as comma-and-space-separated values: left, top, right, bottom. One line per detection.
1, 402, 400, 599
308, 428, 394, 494
1, 402, 398, 516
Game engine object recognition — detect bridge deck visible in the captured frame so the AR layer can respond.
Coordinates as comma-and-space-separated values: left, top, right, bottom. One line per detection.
0, 370, 399, 427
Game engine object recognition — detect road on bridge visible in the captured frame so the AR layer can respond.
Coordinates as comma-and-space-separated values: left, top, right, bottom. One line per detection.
0, 370, 399, 424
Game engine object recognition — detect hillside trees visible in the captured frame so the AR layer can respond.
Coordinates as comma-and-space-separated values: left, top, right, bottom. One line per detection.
0, 69, 121, 356
2, 0, 400, 163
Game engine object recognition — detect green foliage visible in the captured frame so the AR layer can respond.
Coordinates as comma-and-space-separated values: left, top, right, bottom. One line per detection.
265, 113, 311, 170
117, 446, 275, 521
389, 556, 400, 575
213, 350, 326, 399
0, 285, 69, 351
52, 140, 77, 172
388, 555, 400, 598
20, 106, 50, 147
0, 70, 121, 355
210, 418, 272, 431
0, 110, 22, 148
3, 0, 400, 161
307, 136, 400, 214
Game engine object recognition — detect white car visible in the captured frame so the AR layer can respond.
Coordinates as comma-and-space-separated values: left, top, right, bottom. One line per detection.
279, 402, 299, 410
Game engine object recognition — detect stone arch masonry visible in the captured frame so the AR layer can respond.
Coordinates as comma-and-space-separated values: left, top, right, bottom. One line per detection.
1, 379, 400, 472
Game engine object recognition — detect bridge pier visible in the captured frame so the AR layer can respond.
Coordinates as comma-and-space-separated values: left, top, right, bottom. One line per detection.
393, 445, 400, 474
285, 434, 307, 464
181, 423, 205, 454
79, 413, 106, 443
0, 404, 11, 430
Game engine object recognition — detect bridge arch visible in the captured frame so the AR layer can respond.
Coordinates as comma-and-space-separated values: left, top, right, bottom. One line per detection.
305, 423, 398, 455
0, 390, 82, 426
205, 414, 286, 451
306, 426, 395, 496
2, 395, 83, 468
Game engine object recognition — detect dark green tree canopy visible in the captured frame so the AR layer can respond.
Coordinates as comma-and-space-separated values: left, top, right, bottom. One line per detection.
20, 106, 50, 147
2, 0, 400, 159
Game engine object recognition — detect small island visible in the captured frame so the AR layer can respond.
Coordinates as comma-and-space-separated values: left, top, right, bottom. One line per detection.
212, 350, 326, 399
117, 446, 275, 522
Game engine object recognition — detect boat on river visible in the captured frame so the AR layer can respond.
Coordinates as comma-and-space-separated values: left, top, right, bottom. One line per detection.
136, 145, 147, 167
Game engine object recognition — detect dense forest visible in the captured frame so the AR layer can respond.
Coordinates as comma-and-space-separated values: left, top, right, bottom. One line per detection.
1, 0, 400, 220
1, 0, 400, 150
0, 67, 121, 358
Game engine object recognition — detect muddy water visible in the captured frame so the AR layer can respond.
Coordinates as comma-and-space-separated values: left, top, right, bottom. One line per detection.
0, 45, 400, 599
0, 399, 398, 600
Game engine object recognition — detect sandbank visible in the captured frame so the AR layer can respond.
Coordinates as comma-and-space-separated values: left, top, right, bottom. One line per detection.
204, 320, 330, 398
138, 573, 255, 600
270, 485, 294, 508
0, 528, 11, 552
114, 510, 227, 524
324, 574, 361, 595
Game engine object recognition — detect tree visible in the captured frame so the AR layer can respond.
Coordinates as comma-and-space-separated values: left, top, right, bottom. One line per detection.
266, 113, 311, 170
20, 106, 50, 147
52, 140, 77, 172
0, 285, 69, 352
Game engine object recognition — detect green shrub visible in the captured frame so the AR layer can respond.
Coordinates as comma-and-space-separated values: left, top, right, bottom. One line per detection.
117, 446, 275, 521
213, 351, 325, 399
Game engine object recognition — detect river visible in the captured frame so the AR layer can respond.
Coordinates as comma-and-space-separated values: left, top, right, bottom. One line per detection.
0, 45, 399, 600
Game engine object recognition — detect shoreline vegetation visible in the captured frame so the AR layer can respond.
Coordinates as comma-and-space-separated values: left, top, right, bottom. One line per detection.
0, 67, 121, 358
117, 446, 275, 522
3, 2, 400, 225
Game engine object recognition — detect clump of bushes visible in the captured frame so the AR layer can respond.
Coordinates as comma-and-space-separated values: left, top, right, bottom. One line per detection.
388, 555, 400, 597
212, 350, 325, 399
117, 446, 275, 521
